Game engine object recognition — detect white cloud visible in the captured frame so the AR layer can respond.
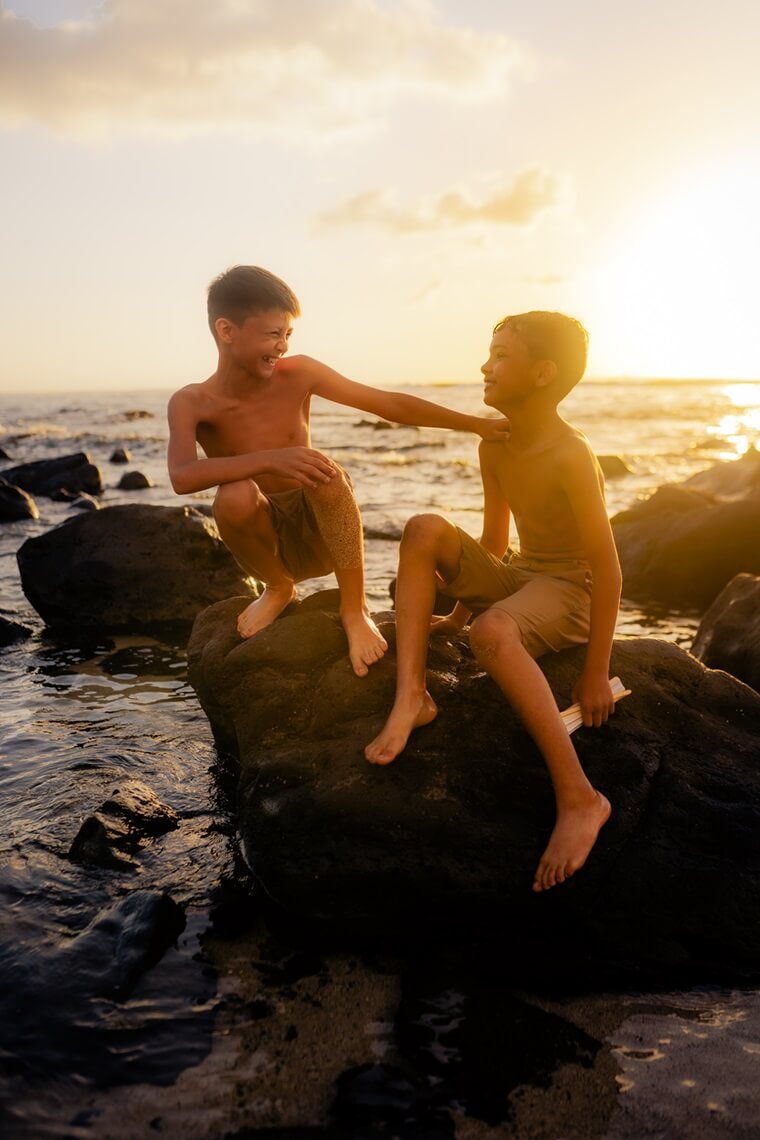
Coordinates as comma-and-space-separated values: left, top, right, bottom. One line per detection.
314, 168, 563, 233
0, 0, 525, 138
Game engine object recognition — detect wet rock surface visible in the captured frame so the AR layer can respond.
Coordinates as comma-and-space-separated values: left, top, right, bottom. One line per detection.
16, 503, 257, 632
69, 780, 180, 871
0, 614, 34, 646
0, 451, 103, 499
0, 477, 39, 522
692, 572, 760, 692
0, 890, 187, 1078
612, 448, 760, 608
188, 592, 760, 980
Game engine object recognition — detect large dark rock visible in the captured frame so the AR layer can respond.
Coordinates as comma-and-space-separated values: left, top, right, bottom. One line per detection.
17, 503, 257, 632
187, 594, 760, 978
0, 477, 39, 521
692, 573, 760, 692
1, 451, 103, 498
613, 448, 760, 609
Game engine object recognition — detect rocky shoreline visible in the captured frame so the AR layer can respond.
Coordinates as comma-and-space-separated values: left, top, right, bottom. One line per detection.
2, 443, 760, 1137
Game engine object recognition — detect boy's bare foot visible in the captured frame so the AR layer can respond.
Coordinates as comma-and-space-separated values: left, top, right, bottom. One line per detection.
341, 610, 389, 677
365, 691, 438, 765
532, 791, 611, 892
237, 583, 296, 639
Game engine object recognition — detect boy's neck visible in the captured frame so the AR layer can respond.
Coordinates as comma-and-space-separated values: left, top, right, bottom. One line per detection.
212, 356, 269, 394
495, 397, 564, 447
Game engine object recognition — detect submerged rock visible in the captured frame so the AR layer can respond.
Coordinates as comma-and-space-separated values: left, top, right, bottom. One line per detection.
17, 503, 257, 631
110, 447, 132, 463
613, 449, 760, 609
188, 594, 760, 979
692, 573, 760, 692
1, 451, 103, 499
69, 780, 180, 870
0, 889, 185, 1068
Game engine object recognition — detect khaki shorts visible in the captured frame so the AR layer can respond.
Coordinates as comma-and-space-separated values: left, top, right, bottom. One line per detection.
439, 527, 592, 659
268, 488, 334, 582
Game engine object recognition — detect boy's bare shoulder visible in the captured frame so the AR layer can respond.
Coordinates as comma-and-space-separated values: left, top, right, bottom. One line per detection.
168, 380, 209, 409
554, 426, 605, 494
275, 354, 327, 386
555, 425, 600, 466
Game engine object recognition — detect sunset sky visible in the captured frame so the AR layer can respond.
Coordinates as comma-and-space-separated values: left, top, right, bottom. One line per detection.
1, 0, 759, 392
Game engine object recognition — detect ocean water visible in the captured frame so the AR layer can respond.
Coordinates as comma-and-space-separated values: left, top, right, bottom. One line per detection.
0, 378, 759, 1138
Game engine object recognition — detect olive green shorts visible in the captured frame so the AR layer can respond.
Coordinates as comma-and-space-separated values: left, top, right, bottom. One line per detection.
439, 527, 592, 659
268, 488, 334, 582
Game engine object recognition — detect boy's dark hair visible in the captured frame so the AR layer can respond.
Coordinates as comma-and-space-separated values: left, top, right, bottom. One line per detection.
494, 311, 589, 398
207, 265, 301, 338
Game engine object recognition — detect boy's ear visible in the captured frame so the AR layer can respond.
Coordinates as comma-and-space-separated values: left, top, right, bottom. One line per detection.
533, 359, 558, 389
214, 317, 235, 344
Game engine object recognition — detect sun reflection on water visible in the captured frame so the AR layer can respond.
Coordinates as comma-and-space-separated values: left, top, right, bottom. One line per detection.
706, 384, 760, 458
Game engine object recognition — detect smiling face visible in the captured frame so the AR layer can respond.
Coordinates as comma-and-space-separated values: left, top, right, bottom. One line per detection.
480, 327, 537, 410
218, 308, 294, 379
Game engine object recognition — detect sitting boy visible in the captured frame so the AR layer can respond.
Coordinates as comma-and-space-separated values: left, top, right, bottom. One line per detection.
365, 311, 622, 892
167, 265, 509, 678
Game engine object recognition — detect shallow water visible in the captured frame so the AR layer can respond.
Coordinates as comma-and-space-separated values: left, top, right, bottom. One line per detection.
0, 379, 758, 1137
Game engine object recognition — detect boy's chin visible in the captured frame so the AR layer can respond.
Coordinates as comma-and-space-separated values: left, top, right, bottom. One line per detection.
482, 387, 503, 411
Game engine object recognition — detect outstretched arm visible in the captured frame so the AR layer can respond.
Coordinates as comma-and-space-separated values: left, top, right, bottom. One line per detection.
562, 442, 623, 726
303, 356, 509, 442
166, 389, 336, 494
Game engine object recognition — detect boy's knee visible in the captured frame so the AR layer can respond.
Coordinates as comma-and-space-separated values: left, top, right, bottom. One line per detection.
470, 608, 521, 662
307, 463, 353, 502
214, 479, 265, 526
401, 513, 448, 550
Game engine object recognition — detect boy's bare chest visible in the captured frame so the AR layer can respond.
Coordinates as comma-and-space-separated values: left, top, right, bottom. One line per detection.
495, 448, 568, 521
197, 388, 311, 458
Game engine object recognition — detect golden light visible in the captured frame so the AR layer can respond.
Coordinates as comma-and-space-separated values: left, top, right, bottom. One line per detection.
704, 384, 760, 459
591, 166, 760, 379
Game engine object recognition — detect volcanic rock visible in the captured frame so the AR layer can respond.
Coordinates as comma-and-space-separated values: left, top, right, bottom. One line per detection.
0, 477, 39, 521
118, 470, 154, 490
69, 780, 180, 871
1, 451, 103, 499
692, 573, 760, 692
187, 593, 760, 978
0, 614, 34, 646
612, 449, 760, 608
17, 503, 257, 631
